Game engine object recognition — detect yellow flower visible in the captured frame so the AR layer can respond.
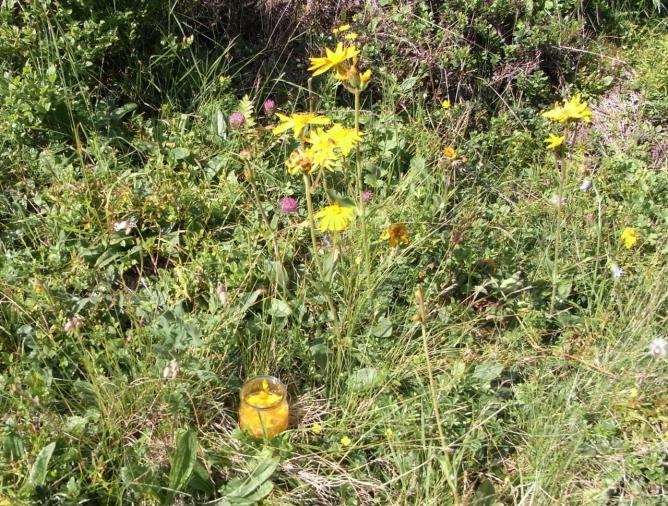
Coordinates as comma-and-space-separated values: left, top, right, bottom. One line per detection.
441, 99, 451, 109
385, 428, 394, 438
381, 223, 410, 247
340, 435, 352, 446
314, 202, 356, 232
544, 133, 565, 150
308, 43, 360, 77
273, 112, 331, 139
344, 32, 358, 41
443, 146, 457, 160
311, 423, 322, 435
621, 227, 639, 249
304, 129, 340, 170
285, 148, 314, 175
541, 94, 592, 123
360, 69, 372, 84
325, 123, 363, 155
332, 24, 351, 34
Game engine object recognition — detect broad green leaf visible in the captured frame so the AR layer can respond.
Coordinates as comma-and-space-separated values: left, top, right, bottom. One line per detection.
21, 441, 56, 492
170, 147, 191, 160
371, 317, 393, 338
348, 368, 387, 392
472, 363, 503, 385
267, 298, 291, 318
221, 457, 278, 498
167, 430, 198, 499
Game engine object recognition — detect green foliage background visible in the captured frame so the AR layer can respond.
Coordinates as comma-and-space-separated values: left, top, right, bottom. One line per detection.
1, 0, 667, 504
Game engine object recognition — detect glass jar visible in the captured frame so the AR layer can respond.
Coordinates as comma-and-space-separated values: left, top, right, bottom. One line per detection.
239, 376, 289, 439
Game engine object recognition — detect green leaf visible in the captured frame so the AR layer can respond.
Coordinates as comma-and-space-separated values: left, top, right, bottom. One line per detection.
410, 156, 426, 171
170, 147, 191, 160
322, 249, 339, 282
221, 457, 278, 498
21, 442, 56, 492
472, 363, 503, 385
166, 430, 198, 503
371, 317, 393, 338
267, 298, 291, 318
348, 367, 387, 392
237, 95, 256, 128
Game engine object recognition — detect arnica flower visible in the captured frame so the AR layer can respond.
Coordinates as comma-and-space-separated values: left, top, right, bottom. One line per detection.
279, 197, 298, 214
308, 43, 359, 77
648, 337, 667, 358
229, 111, 245, 129
332, 24, 351, 34
544, 133, 565, 150
541, 94, 593, 123
285, 148, 314, 175
311, 423, 322, 435
441, 99, 451, 109
443, 146, 457, 160
273, 112, 331, 139
621, 227, 639, 249
304, 128, 341, 170
381, 223, 410, 247
321, 123, 363, 156
314, 202, 356, 232
344, 32, 358, 41
340, 435, 352, 446
263, 98, 276, 116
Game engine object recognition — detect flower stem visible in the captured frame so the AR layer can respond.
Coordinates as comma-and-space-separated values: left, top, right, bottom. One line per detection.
415, 285, 459, 502
550, 154, 565, 315
303, 173, 341, 336
354, 89, 370, 284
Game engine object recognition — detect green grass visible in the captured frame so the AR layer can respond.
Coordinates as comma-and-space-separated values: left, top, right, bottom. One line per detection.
1, 3, 667, 505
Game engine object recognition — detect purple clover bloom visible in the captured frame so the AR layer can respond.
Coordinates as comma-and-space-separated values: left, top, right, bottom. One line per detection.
229, 111, 245, 129
362, 190, 373, 203
263, 98, 276, 116
279, 197, 298, 214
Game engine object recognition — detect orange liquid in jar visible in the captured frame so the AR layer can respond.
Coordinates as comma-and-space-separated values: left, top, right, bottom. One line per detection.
239, 376, 289, 439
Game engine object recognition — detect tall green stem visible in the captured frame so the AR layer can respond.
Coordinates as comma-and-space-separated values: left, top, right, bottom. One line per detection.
415, 285, 459, 503
354, 89, 369, 283
303, 173, 341, 336
550, 154, 565, 315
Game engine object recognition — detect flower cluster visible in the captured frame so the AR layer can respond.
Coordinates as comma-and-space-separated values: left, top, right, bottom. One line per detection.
541, 94, 593, 124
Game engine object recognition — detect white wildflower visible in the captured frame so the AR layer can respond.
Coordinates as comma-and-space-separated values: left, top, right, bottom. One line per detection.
63, 316, 83, 332
216, 282, 228, 305
113, 218, 136, 235
162, 359, 180, 379
580, 179, 592, 192
550, 194, 567, 207
648, 338, 667, 358
610, 263, 623, 279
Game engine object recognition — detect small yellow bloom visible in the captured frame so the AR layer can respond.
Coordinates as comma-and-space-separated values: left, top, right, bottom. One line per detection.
340, 435, 351, 446
314, 202, 356, 232
441, 99, 451, 109
381, 223, 410, 247
273, 112, 331, 139
544, 133, 565, 150
443, 146, 457, 160
332, 24, 351, 34
344, 32, 358, 41
308, 43, 359, 77
311, 423, 322, 435
621, 227, 639, 249
360, 69, 372, 84
385, 428, 394, 438
541, 94, 592, 123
